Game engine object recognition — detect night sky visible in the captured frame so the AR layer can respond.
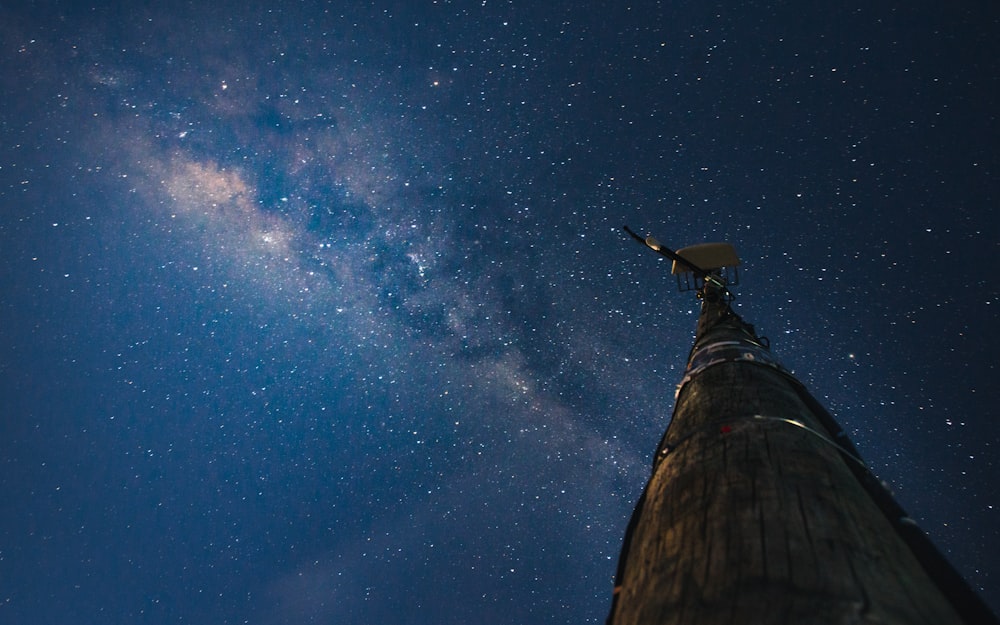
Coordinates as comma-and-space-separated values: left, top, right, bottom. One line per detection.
1, 2, 997, 623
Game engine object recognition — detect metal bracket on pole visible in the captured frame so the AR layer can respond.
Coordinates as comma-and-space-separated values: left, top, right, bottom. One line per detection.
622, 225, 736, 295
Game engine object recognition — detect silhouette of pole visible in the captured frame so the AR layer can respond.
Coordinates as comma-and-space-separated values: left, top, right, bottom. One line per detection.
607, 237, 996, 624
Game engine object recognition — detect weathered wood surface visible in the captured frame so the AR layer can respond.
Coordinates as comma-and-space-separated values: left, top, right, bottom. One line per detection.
610, 299, 962, 625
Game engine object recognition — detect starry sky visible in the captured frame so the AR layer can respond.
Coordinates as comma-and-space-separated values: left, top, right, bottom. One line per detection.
1, 1, 997, 623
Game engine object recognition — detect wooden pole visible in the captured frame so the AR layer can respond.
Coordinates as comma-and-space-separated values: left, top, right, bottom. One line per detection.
607, 286, 968, 625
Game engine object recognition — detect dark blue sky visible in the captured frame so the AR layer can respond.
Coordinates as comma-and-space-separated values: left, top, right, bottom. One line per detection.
1, 1, 997, 623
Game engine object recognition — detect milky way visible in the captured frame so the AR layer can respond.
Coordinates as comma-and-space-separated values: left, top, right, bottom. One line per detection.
1, 2, 997, 623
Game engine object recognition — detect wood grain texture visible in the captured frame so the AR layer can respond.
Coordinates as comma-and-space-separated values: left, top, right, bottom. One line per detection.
610, 297, 962, 625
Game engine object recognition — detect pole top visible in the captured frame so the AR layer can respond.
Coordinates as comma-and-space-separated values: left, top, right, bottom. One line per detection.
623, 226, 741, 295
670, 243, 741, 276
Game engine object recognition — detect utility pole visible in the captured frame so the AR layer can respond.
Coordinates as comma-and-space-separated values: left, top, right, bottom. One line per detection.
607, 228, 997, 625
